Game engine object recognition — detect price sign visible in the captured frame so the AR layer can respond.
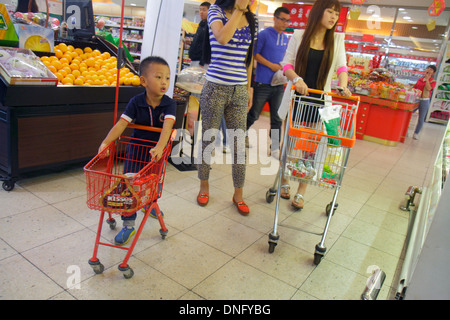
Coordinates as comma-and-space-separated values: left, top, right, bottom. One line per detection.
282, 3, 348, 32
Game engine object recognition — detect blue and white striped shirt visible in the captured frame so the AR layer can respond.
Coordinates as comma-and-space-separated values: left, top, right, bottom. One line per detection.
206, 5, 258, 86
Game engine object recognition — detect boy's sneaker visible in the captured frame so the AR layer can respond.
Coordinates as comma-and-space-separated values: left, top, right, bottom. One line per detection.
149, 208, 164, 219
140, 207, 164, 219
114, 226, 135, 246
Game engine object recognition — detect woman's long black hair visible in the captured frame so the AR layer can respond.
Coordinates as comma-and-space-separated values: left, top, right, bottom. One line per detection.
201, 0, 257, 68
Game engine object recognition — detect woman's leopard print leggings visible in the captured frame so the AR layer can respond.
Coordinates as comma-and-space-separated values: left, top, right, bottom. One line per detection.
197, 81, 248, 188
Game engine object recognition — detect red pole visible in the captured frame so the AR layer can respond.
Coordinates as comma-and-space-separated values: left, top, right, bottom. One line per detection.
113, 0, 126, 124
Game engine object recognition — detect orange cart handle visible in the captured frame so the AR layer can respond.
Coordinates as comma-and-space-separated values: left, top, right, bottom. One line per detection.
291, 86, 360, 102
127, 123, 177, 140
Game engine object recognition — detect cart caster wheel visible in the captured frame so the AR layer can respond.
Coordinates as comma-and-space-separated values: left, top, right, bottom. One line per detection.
119, 265, 134, 279
268, 233, 279, 254
2, 181, 15, 192
89, 259, 105, 274
268, 242, 277, 253
326, 203, 338, 216
314, 244, 326, 265
106, 218, 116, 230
313, 252, 324, 265
160, 229, 168, 240
265, 188, 276, 203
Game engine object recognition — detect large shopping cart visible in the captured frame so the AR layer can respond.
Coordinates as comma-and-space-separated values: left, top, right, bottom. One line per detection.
85, 124, 173, 279
267, 88, 359, 265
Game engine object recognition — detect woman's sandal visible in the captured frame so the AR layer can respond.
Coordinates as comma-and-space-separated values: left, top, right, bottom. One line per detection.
291, 193, 304, 211
197, 192, 209, 207
233, 197, 250, 216
280, 184, 290, 199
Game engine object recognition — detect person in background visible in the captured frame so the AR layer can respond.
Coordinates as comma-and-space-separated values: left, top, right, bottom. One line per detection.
280, 0, 351, 210
246, 6, 290, 158
15, 0, 39, 13
97, 56, 176, 245
412, 65, 436, 140
189, 1, 229, 152
196, 0, 258, 216
189, 1, 211, 68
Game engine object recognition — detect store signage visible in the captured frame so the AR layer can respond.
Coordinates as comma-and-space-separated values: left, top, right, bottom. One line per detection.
429, 0, 445, 16
388, 53, 437, 62
351, 0, 365, 4
282, 3, 349, 32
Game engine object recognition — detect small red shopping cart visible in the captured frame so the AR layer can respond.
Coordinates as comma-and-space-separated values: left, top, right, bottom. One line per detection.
85, 124, 173, 279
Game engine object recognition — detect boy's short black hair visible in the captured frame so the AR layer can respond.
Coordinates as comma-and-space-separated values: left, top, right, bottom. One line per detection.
139, 56, 169, 76
274, 6, 290, 17
427, 65, 437, 73
200, 2, 211, 7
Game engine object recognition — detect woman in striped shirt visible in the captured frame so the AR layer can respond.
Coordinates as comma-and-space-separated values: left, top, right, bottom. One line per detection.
196, 0, 258, 216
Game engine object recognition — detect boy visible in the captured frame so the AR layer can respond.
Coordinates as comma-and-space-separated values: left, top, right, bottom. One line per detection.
98, 56, 176, 245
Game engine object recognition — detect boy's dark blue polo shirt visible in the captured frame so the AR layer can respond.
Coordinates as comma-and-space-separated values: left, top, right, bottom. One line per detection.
121, 91, 177, 143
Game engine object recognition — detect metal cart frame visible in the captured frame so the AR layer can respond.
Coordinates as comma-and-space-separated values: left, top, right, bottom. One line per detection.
267, 88, 359, 265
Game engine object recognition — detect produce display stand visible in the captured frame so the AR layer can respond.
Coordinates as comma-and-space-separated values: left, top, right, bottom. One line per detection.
0, 74, 142, 191
351, 94, 418, 146
0, 35, 143, 191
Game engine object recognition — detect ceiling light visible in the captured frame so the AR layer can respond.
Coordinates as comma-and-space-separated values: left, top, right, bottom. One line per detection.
403, 16, 411, 20
130, 3, 136, 6
412, 26, 418, 29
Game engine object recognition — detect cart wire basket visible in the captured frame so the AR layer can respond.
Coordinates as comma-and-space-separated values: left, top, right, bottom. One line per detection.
85, 124, 173, 279
267, 88, 360, 265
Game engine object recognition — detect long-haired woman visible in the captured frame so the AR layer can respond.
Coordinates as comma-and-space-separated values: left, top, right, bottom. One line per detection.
280, 0, 351, 210
196, 0, 258, 216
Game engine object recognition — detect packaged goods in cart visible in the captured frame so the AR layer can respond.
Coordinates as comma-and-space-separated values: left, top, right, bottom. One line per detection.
318, 104, 342, 146
101, 176, 140, 213
285, 158, 316, 180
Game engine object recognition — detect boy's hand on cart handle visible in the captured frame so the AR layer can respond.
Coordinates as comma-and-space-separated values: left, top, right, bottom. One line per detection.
98, 142, 110, 158
150, 146, 164, 162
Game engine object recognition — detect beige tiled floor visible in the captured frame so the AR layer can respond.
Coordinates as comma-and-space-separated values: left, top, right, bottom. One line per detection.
0, 114, 445, 300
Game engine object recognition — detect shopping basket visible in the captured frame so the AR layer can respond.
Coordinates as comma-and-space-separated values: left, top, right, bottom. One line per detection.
85, 124, 173, 279
267, 88, 359, 265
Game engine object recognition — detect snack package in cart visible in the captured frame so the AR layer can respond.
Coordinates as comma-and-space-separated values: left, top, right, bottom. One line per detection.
315, 105, 344, 185
318, 104, 342, 147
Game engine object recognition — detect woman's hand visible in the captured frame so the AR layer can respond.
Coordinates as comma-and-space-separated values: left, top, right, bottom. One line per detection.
236, 0, 250, 10
338, 86, 352, 97
294, 78, 308, 96
247, 86, 254, 111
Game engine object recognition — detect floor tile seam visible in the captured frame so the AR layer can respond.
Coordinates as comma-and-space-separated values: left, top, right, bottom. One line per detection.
234, 237, 320, 289
352, 204, 411, 235
338, 232, 406, 261
4, 250, 68, 299
131, 254, 197, 294
351, 210, 410, 239
0, 202, 51, 220
296, 258, 368, 301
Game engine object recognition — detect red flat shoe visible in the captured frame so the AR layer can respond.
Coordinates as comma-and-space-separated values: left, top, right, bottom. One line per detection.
232, 197, 250, 216
197, 192, 209, 207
